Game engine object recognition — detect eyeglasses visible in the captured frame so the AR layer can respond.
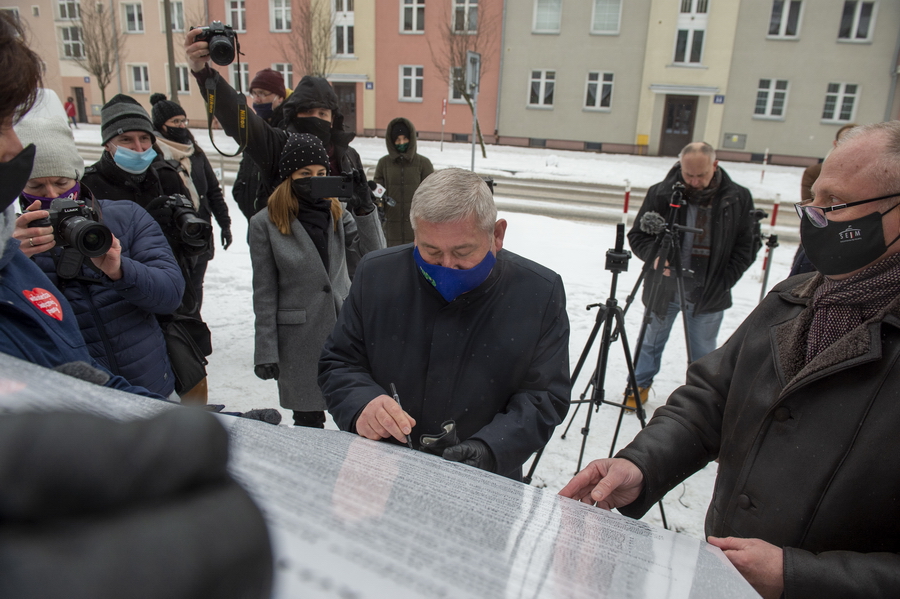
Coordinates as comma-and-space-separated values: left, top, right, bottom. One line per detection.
250, 91, 275, 100
167, 118, 189, 127
794, 192, 900, 228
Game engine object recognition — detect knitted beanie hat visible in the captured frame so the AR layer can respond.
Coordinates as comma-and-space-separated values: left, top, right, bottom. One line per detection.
278, 133, 330, 182
14, 111, 85, 180
101, 94, 156, 145
250, 68, 286, 98
391, 121, 411, 140
149, 93, 186, 130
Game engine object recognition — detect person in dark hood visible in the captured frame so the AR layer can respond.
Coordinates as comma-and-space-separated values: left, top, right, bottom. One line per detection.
374, 117, 434, 246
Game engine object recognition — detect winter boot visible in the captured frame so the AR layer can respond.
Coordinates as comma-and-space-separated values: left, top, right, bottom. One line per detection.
623, 385, 650, 410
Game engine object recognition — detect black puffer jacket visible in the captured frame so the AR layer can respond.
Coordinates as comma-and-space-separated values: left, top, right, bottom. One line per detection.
627, 163, 757, 315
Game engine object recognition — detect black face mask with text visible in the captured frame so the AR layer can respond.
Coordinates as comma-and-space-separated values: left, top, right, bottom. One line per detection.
801, 202, 900, 276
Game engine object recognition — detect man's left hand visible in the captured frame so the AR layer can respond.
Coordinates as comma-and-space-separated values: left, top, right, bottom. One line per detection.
442, 439, 496, 473
90, 234, 123, 281
707, 536, 784, 599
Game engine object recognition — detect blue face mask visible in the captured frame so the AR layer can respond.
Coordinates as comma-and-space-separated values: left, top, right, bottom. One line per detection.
112, 144, 155, 174
413, 246, 496, 302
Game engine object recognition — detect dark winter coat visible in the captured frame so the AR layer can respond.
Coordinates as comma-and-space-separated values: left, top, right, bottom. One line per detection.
232, 104, 285, 221
374, 117, 434, 246
627, 164, 757, 315
188, 146, 230, 250
318, 246, 571, 480
250, 207, 385, 411
0, 236, 157, 397
31, 199, 184, 396
617, 272, 900, 599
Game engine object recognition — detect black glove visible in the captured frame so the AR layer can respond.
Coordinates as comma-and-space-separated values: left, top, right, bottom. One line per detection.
220, 226, 233, 250
345, 169, 375, 215
442, 439, 496, 473
145, 196, 174, 227
254, 363, 279, 380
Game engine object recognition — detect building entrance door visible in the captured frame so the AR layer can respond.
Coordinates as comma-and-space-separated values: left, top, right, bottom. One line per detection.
333, 83, 357, 134
73, 87, 87, 123
659, 95, 697, 156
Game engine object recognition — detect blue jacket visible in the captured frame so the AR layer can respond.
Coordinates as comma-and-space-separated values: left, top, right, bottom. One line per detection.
30, 200, 184, 396
0, 236, 157, 397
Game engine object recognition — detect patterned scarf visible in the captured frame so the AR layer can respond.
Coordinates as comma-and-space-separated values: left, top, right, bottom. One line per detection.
806, 252, 900, 362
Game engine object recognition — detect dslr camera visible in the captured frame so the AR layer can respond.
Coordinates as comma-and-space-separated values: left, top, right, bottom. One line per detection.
191, 21, 238, 66
28, 198, 113, 258
156, 194, 212, 249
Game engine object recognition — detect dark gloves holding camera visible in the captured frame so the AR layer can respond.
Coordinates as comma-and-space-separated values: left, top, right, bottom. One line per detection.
442, 439, 496, 473
254, 363, 279, 380
145, 196, 174, 227
345, 169, 375, 216
221, 226, 233, 250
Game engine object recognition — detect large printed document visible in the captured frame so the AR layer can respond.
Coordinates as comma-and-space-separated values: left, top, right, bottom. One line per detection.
0, 355, 759, 599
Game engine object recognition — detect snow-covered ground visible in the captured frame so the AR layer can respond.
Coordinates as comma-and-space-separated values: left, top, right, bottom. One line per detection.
76, 124, 802, 539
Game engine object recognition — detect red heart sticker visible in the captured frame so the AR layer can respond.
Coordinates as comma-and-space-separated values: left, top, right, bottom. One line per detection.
23, 288, 64, 321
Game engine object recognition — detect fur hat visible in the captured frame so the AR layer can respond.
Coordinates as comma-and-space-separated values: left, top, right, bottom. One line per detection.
149, 92, 186, 130
100, 94, 156, 145
278, 133, 330, 182
250, 69, 286, 99
14, 111, 84, 180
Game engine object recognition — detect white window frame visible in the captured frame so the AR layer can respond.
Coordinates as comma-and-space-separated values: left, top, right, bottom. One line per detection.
333, 1, 354, 56
528, 69, 555, 108
401, 0, 425, 33
170, 63, 190, 94
673, 0, 707, 65
753, 78, 789, 119
0, 6, 20, 20
453, 0, 478, 34
273, 63, 293, 89
123, 3, 145, 33
60, 25, 85, 59
584, 71, 613, 111
226, 0, 246, 33
159, 0, 184, 32
449, 66, 466, 103
129, 63, 150, 93
590, 0, 621, 35
767, 0, 802, 39
230, 62, 250, 91
270, 0, 291, 32
822, 82, 858, 123
837, 1, 876, 42
533, 0, 561, 34
58, 0, 80, 20
399, 65, 424, 102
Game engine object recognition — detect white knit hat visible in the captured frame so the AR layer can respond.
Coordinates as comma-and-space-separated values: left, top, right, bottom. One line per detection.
13, 112, 85, 180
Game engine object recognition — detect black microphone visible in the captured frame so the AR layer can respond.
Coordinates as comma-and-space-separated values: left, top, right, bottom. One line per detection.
640, 211, 666, 235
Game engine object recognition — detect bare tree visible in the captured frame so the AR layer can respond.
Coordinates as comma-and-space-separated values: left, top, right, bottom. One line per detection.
278, 0, 336, 78
74, 1, 127, 105
428, 1, 500, 158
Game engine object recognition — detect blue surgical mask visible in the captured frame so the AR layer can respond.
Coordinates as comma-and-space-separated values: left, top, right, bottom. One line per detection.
413, 246, 496, 302
112, 144, 156, 174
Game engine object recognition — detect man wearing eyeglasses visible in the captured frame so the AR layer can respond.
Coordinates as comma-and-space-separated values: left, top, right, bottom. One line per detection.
562, 122, 900, 599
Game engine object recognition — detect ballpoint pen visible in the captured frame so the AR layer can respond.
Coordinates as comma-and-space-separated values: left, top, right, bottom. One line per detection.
390, 382, 414, 449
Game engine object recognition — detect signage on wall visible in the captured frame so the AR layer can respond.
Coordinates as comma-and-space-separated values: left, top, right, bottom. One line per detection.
84, 77, 91, 83
714, 95, 725, 104
365, 81, 373, 90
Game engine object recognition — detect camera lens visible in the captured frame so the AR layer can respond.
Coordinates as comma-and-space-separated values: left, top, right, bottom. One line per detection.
60, 217, 113, 257
208, 36, 235, 66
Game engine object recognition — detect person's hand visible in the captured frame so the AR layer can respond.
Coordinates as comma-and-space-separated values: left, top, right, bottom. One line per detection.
220, 226, 233, 250
558, 458, 644, 510
254, 363, 279, 380
90, 234, 123, 280
707, 536, 784, 599
13, 201, 55, 258
184, 27, 210, 73
442, 439, 496, 473
652, 256, 672, 277
356, 394, 416, 444
344, 169, 375, 215
145, 196, 174, 227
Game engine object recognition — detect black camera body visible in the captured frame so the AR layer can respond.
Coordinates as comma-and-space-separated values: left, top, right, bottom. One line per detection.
157, 195, 212, 249
191, 21, 237, 66
28, 198, 113, 258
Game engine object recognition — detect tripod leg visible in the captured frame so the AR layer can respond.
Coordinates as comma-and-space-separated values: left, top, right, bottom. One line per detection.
575, 304, 616, 474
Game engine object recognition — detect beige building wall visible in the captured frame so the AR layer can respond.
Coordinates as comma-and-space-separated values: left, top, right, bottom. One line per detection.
329, 0, 375, 132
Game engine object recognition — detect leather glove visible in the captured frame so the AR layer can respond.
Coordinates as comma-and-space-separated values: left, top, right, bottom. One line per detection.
442, 439, 496, 473
220, 226, 233, 250
344, 169, 375, 215
144, 196, 174, 227
254, 363, 279, 380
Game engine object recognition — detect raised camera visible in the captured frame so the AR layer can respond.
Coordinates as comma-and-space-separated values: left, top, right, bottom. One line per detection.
158, 194, 212, 248
191, 21, 238, 66
28, 198, 113, 258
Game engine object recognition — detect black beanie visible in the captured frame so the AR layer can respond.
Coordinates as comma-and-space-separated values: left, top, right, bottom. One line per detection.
278, 133, 330, 182
391, 121, 411, 140
150, 93, 186, 130
100, 94, 156, 145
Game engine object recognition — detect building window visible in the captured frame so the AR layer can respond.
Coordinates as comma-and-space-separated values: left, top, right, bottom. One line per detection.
402, 0, 425, 32
768, 0, 801, 38
400, 65, 424, 101
585, 71, 613, 110
673, 0, 708, 64
454, 0, 477, 33
58, 0, 80, 20
160, 0, 184, 31
230, 62, 249, 90
0, 7, 20, 20
273, 63, 293, 88
533, 0, 561, 33
271, 0, 291, 31
130, 64, 150, 92
60, 26, 84, 59
822, 82, 857, 122
450, 66, 466, 102
591, 0, 621, 34
123, 3, 144, 33
227, 0, 246, 32
175, 64, 190, 93
838, 1, 875, 41
529, 69, 555, 107
334, 0, 354, 55
754, 78, 788, 118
